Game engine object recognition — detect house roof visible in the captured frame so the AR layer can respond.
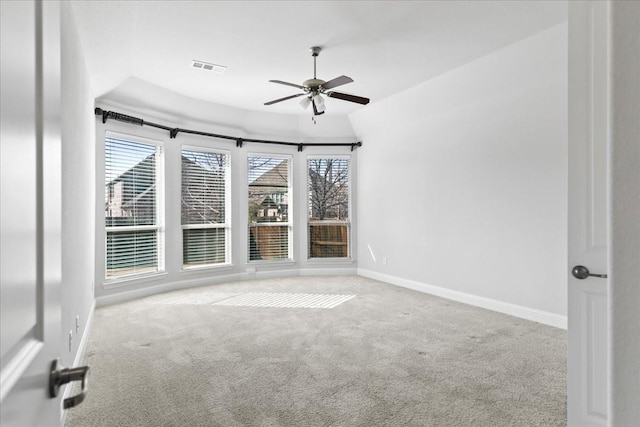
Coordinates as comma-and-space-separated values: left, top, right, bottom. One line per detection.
250, 161, 288, 188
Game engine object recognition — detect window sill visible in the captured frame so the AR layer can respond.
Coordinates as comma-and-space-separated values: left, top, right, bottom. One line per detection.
180, 264, 234, 275
103, 271, 168, 290
306, 258, 355, 265
248, 259, 296, 267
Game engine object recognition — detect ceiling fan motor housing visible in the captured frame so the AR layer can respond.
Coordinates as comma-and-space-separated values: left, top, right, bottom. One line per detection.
303, 78, 326, 90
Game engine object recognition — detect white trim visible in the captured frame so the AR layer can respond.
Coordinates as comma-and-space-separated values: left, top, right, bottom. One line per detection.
358, 269, 568, 329
0, 339, 43, 402
180, 263, 235, 274
105, 129, 165, 148
105, 224, 159, 232
306, 258, 355, 265
181, 223, 227, 230
248, 259, 296, 267
72, 302, 95, 369
103, 272, 169, 289
60, 300, 96, 419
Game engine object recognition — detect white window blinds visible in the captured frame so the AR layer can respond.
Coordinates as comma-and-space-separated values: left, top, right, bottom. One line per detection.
181, 148, 230, 267
105, 135, 164, 279
307, 157, 350, 258
248, 156, 291, 261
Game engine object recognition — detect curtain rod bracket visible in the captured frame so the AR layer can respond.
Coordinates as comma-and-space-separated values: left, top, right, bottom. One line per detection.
95, 108, 144, 126
236, 138, 243, 148
298, 144, 303, 152
351, 141, 362, 152
170, 128, 179, 139
95, 107, 110, 124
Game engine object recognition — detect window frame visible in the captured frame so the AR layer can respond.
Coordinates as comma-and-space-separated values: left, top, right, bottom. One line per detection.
247, 153, 293, 263
180, 145, 231, 270
104, 131, 165, 282
306, 155, 352, 260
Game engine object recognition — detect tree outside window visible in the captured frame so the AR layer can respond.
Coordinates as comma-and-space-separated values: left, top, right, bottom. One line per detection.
307, 158, 350, 258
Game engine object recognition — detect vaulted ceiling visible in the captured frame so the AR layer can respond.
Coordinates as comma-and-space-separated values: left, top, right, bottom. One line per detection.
71, 1, 567, 117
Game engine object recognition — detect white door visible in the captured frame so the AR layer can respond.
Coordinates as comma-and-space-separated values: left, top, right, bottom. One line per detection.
0, 1, 65, 425
567, 2, 610, 426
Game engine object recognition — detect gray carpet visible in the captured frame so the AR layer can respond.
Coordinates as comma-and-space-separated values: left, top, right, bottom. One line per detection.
66, 276, 566, 426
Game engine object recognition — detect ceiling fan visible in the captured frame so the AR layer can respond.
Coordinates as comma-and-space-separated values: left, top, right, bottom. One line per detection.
264, 46, 370, 116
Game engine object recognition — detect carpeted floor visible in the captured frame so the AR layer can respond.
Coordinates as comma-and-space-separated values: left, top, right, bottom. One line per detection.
66, 276, 566, 426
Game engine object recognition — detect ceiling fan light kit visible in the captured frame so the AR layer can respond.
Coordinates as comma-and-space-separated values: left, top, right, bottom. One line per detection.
265, 46, 370, 122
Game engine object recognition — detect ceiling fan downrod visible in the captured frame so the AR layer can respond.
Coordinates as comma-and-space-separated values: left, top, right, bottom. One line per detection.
310, 46, 321, 80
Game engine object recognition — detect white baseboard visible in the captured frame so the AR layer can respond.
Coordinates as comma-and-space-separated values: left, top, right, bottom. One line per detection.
358, 268, 567, 330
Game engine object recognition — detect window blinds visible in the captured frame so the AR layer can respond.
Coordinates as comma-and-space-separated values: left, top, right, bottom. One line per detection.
307, 158, 350, 258
248, 156, 291, 261
181, 149, 229, 267
105, 135, 163, 278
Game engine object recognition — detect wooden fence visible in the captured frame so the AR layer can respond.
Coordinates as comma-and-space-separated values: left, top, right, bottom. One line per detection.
309, 223, 349, 258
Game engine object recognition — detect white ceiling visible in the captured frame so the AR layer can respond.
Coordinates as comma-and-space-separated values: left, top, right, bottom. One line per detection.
71, 1, 567, 118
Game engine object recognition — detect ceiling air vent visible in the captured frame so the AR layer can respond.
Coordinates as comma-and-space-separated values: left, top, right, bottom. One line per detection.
192, 60, 226, 73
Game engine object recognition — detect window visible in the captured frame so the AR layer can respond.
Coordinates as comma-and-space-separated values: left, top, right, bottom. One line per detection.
181, 147, 230, 268
105, 134, 164, 279
248, 155, 291, 261
307, 157, 351, 258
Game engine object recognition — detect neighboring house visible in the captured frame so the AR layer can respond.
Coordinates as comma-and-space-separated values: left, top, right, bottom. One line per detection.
249, 160, 289, 223
256, 195, 286, 221
105, 154, 156, 226
181, 155, 226, 224
106, 154, 224, 225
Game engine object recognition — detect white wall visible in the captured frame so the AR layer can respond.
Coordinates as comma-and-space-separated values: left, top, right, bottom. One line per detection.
93, 90, 359, 305
350, 23, 568, 325
60, 3, 96, 367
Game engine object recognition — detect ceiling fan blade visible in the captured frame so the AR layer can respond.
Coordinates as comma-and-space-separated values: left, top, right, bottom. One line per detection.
264, 93, 305, 106
269, 80, 306, 89
327, 91, 370, 105
322, 75, 353, 90
312, 99, 325, 116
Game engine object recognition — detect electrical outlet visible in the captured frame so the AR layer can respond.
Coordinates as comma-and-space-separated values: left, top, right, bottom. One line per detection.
75, 315, 80, 334
68, 330, 73, 352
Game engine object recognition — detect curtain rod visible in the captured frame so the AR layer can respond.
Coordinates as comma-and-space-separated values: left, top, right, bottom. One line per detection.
94, 108, 362, 152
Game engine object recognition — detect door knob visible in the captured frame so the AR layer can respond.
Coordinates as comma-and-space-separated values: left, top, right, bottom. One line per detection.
572, 265, 608, 280
49, 359, 89, 409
